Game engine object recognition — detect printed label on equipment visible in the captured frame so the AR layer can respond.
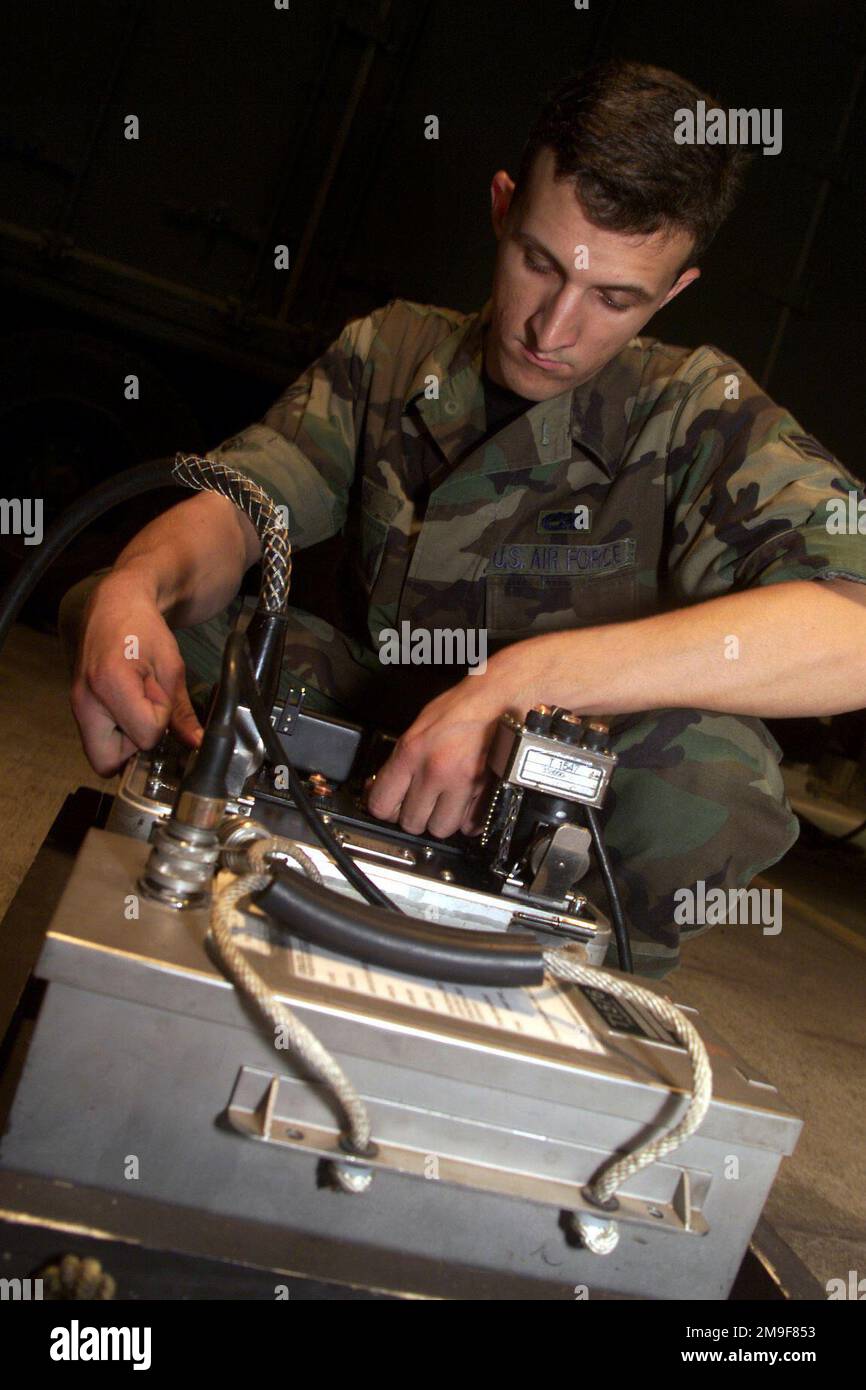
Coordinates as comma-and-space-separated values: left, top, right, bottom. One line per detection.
519, 748, 603, 797
577, 984, 683, 1048
285, 937, 608, 1054
228, 900, 606, 1055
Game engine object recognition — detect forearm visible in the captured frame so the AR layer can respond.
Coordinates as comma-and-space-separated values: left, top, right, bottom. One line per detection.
494, 579, 866, 719
109, 492, 261, 627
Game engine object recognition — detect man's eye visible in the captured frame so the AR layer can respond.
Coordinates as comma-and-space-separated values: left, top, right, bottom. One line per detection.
599, 292, 630, 312
523, 251, 554, 276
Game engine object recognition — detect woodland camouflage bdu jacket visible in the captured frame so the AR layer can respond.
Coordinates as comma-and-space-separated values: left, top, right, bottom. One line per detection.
210, 297, 866, 717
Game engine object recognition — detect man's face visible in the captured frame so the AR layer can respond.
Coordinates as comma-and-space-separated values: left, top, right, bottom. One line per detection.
485, 146, 700, 399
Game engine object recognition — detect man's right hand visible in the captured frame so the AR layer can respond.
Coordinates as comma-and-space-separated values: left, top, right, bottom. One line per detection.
70, 570, 204, 776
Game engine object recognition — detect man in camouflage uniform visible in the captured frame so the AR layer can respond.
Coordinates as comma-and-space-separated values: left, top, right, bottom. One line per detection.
64, 61, 866, 977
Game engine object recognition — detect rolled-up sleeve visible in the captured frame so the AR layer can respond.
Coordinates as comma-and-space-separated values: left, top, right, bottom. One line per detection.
664, 348, 866, 603
207, 306, 389, 549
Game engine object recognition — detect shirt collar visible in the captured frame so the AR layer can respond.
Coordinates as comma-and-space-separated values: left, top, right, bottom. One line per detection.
403, 299, 642, 479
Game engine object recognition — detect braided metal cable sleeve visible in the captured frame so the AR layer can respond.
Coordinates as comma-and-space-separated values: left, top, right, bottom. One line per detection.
211, 871, 372, 1154
172, 452, 291, 614
544, 949, 712, 1206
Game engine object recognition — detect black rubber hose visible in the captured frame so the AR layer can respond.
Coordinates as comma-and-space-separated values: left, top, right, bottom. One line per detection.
255, 868, 545, 988
584, 805, 633, 974
177, 636, 240, 801
0, 459, 178, 653
244, 608, 290, 717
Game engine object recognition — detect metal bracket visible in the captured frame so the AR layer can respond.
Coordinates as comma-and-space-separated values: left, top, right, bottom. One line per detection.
528, 822, 592, 901
275, 686, 305, 736
226, 1066, 710, 1238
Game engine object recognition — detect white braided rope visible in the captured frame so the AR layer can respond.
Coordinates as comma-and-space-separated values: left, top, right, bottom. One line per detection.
247, 836, 323, 882
210, 872, 372, 1152
544, 949, 713, 1206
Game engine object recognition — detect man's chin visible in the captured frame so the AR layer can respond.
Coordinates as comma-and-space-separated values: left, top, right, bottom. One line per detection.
491, 342, 575, 399
506, 358, 575, 400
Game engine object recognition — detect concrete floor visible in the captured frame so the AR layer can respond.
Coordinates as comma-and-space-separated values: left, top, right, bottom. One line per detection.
1, 622, 864, 1295
0, 624, 116, 922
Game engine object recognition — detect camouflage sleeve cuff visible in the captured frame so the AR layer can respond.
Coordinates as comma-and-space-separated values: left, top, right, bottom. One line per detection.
733, 527, 866, 589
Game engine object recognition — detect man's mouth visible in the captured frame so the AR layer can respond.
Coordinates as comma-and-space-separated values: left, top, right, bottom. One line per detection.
519, 341, 566, 372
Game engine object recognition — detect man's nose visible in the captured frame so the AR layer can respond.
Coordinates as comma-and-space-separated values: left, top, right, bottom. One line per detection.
530, 289, 582, 355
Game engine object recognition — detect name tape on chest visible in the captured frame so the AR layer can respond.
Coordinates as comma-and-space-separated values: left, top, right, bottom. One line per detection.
489, 539, 635, 576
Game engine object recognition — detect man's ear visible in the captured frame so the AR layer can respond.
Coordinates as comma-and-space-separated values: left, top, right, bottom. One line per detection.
660, 265, 701, 308
490, 170, 516, 239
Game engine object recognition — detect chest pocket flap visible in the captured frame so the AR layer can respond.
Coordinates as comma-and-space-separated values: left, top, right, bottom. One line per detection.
485, 540, 637, 639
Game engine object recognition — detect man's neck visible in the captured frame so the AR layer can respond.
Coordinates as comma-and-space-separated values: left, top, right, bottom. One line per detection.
482, 330, 534, 402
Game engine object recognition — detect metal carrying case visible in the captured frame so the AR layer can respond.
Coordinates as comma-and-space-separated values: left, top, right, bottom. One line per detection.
0, 825, 802, 1300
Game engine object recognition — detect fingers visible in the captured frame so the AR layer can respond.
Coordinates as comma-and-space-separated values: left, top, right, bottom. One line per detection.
165, 678, 204, 748
459, 783, 491, 837
425, 788, 477, 840
363, 724, 496, 839
72, 661, 173, 775
395, 775, 440, 836
70, 684, 152, 775
365, 764, 490, 841
364, 740, 414, 821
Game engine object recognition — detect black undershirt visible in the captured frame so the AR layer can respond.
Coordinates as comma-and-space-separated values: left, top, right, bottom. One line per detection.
479, 365, 534, 440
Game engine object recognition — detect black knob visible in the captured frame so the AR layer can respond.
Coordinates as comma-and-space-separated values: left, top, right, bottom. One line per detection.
553, 712, 584, 745
525, 704, 555, 734
581, 720, 610, 753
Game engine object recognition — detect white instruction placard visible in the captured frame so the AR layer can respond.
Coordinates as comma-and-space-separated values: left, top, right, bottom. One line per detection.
230, 914, 606, 1055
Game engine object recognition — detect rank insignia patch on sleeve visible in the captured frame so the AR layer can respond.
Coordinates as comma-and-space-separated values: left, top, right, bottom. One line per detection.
781, 431, 837, 465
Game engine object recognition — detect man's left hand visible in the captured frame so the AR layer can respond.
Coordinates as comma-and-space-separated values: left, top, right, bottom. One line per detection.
363, 656, 529, 839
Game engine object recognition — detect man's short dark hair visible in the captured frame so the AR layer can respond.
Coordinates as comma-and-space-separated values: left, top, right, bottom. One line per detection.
514, 58, 753, 276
